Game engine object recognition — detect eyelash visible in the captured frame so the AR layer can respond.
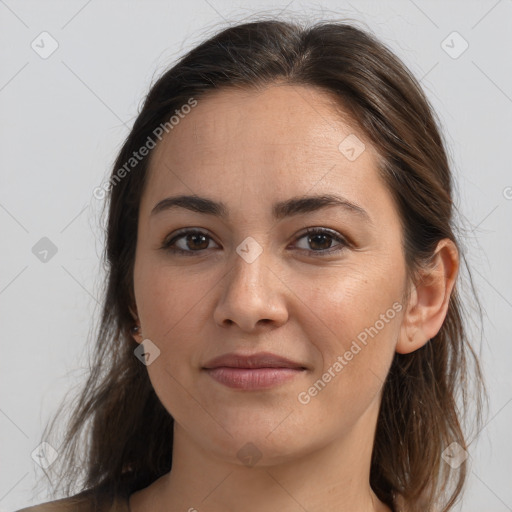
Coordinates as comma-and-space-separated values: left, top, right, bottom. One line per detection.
160, 227, 349, 257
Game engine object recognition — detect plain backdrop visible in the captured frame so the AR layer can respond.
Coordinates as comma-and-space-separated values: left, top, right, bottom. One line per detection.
1, 1, 511, 511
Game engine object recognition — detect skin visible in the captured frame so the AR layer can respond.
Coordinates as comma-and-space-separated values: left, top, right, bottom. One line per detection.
129, 84, 459, 512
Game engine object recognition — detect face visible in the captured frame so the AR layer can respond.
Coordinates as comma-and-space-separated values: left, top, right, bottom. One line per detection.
132, 84, 408, 465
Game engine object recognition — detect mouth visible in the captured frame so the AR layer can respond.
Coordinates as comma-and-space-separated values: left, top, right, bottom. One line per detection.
202, 352, 307, 390
203, 367, 306, 390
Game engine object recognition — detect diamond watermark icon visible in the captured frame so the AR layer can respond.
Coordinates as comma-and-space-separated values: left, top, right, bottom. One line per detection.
237, 442, 262, 468
32, 237, 58, 263
134, 338, 161, 366
441, 31, 469, 59
31, 442, 59, 468
338, 134, 366, 161
441, 441, 469, 469
236, 237, 263, 264
31, 31, 59, 59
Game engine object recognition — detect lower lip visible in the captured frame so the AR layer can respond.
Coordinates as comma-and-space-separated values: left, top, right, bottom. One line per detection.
204, 367, 305, 390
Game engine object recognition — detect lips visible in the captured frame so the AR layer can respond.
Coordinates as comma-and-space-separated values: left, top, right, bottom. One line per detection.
202, 352, 307, 390
203, 352, 306, 370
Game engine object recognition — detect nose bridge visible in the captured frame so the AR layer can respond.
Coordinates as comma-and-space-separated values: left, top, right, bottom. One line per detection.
214, 235, 288, 330
233, 236, 270, 290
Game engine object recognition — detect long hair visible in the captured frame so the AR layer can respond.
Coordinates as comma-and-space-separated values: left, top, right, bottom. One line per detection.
40, 18, 486, 511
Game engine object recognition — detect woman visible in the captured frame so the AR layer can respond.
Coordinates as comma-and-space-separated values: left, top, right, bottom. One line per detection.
19, 18, 486, 512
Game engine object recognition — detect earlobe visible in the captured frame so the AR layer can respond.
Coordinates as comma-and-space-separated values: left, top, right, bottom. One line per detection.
396, 285, 429, 354
396, 239, 459, 355
130, 324, 143, 343
128, 304, 143, 343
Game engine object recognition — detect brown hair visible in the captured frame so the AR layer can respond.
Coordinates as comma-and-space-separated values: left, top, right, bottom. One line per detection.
41, 18, 486, 511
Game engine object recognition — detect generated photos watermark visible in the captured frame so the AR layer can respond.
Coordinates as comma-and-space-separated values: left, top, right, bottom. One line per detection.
297, 301, 403, 405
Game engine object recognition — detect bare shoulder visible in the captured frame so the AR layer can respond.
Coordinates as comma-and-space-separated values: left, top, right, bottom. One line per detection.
15, 493, 91, 512
15, 489, 129, 512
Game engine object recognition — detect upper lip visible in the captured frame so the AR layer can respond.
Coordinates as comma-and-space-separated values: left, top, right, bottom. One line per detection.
203, 352, 306, 370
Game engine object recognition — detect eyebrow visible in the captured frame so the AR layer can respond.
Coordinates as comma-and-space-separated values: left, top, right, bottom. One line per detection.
150, 194, 371, 223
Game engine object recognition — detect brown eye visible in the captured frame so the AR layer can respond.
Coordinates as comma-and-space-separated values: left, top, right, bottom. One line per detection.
307, 233, 333, 251
161, 227, 348, 257
294, 228, 348, 255
161, 229, 218, 255
182, 232, 210, 251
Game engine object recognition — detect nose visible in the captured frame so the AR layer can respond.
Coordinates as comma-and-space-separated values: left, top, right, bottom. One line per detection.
213, 245, 289, 332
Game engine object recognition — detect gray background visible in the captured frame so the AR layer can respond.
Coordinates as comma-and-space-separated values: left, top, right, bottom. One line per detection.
1, 1, 511, 510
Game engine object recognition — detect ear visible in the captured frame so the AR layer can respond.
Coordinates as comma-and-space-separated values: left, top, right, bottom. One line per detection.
396, 239, 459, 354
128, 303, 143, 344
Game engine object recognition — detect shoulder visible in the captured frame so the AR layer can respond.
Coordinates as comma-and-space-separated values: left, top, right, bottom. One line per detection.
15, 489, 129, 512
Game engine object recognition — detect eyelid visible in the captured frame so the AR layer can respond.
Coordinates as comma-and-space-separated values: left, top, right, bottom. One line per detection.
293, 227, 350, 255
160, 227, 350, 256
161, 228, 219, 253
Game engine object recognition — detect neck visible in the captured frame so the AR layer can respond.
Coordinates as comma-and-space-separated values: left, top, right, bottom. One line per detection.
137, 399, 391, 512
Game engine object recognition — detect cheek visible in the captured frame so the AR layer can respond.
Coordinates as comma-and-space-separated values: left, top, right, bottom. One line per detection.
133, 262, 209, 420
133, 258, 222, 387
293, 291, 401, 426
134, 258, 212, 340
290, 261, 403, 383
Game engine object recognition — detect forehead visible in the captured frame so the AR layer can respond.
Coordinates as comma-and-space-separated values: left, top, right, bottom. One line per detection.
151, 84, 371, 164
143, 84, 391, 219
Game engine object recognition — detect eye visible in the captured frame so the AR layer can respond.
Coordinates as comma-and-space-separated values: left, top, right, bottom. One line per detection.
161, 229, 219, 256
293, 227, 349, 256
161, 227, 349, 257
